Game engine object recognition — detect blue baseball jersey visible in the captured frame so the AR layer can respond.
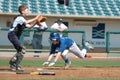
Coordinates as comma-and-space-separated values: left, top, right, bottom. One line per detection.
50, 37, 74, 54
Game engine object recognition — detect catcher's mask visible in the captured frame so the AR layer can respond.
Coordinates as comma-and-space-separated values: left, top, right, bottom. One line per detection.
49, 32, 60, 41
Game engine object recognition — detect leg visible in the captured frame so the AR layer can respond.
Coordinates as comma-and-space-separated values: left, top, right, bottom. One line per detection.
8, 33, 24, 70
38, 34, 43, 50
61, 50, 71, 69
9, 53, 17, 71
69, 42, 86, 58
15, 52, 24, 70
32, 32, 43, 53
9, 52, 24, 71
32, 37, 38, 53
32, 37, 41, 57
35, 35, 42, 53
83, 42, 94, 58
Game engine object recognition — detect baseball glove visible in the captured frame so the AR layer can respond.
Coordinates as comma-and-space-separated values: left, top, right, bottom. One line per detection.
36, 16, 47, 25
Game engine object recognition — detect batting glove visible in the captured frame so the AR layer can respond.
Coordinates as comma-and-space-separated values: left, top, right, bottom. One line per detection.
48, 62, 55, 67
42, 61, 49, 66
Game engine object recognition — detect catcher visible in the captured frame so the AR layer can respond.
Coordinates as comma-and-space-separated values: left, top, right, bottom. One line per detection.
8, 5, 47, 71
42, 32, 94, 69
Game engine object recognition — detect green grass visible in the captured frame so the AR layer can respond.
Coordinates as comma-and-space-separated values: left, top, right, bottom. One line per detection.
0, 59, 120, 68
0, 59, 120, 80
20, 78, 120, 80
71, 59, 120, 68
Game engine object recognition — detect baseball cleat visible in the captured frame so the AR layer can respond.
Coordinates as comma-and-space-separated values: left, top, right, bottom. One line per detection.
16, 66, 24, 71
42, 61, 49, 66
64, 61, 71, 69
48, 62, 55, 67
10, 64, 16, 71
84, 42, 94, 50
10, 64, 23, 71
85, 55, 92, 58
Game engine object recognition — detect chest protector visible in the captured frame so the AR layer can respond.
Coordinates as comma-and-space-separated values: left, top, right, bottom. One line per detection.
10, 15, 26, 37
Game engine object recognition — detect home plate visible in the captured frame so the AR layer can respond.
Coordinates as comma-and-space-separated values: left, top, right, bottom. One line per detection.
37, 68, 43, 71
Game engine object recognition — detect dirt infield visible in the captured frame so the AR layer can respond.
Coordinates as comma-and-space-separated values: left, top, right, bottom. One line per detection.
0, 52, 120, 79
0, 67, 120, 80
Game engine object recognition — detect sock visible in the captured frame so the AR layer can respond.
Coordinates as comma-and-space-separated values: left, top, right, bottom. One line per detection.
65, 58, 70, 63
83, 46, 89, 51
82, 48, 87, 58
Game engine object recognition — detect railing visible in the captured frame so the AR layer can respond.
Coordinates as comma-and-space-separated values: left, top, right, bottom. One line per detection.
0, 27, 86, 52
106, 31, 120, 53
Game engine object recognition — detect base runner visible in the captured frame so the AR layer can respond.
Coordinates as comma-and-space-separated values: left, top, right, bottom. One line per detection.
42, 32, 94, 69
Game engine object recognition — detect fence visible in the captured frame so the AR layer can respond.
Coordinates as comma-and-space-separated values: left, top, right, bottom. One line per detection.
0, 27, 86, 52
106, 31, 120, 57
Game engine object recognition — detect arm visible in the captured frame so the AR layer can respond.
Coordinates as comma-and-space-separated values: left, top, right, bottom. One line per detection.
47, 54, 54, 62
37, 22, 48, 31
27, 22, 36, 29
57, 27, 68, 32
51, 23, 68, 32
53, 52, 62, 62
42, 54, 54, 66
25, 15, 41, 29
42, 44, 57, 66
25, 15, 40, 24
48, 52, 62, 67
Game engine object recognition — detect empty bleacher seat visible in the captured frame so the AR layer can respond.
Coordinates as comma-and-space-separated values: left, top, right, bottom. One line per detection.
20, 0, 28, 5
0, 0, 120, 16
1, 0, 9, 12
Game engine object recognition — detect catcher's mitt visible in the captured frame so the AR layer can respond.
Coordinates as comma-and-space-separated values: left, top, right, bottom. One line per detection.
36, 16, 47, 25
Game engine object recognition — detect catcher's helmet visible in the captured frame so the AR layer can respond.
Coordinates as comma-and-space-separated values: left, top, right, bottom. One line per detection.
49, 32, 60, 41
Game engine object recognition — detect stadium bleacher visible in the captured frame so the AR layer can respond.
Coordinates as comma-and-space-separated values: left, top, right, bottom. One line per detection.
0, 0, 120, 16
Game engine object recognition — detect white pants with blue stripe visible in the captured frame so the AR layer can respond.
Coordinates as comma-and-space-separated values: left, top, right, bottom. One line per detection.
62, 42, 87, 59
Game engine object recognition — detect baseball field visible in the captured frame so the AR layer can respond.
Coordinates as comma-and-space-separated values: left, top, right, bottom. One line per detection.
0, 52, 120, 80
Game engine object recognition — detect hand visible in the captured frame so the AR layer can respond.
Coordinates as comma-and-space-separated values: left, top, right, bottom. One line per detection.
35, 15, 41, 20
36, 16, 47, 25
48, 62, 55, 67
42, 61, 49, 66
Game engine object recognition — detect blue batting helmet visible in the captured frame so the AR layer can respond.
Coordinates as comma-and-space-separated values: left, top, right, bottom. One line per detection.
49, 32, 60, 41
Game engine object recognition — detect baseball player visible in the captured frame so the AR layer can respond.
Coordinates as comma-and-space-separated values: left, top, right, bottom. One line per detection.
42, 32, 94, 69
51, 18, 68, 37
8, 5, 41, 71
32, 22, 48, 56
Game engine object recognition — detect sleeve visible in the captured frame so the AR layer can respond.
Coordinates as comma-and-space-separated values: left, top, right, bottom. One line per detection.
13, 16, 26, 27
34, 22, 48, 31
40, 22, 48, 28
51, 23, 58, 29
61, 23, 68, 29
58, 44, 67, 53
50, 44, 57, 54
14, 16, 32, 28
58, 40, 67, 53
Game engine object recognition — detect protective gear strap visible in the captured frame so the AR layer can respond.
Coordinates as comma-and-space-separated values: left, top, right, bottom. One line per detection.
15, 52, 23, 69
9, 52, 24, 70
